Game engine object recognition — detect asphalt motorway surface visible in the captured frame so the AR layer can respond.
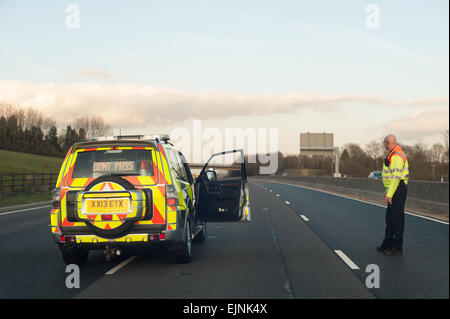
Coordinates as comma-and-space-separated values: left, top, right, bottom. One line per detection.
0, 181, 448, 299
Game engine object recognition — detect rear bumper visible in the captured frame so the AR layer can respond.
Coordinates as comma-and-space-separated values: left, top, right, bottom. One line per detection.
54, 226, 184, 250
52, 206, 187, 250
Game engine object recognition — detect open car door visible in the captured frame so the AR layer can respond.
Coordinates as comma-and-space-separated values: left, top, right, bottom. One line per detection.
195, 149, 251, 222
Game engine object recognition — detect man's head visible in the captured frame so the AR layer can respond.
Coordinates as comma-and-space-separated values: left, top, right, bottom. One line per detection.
383, 134, 397, 152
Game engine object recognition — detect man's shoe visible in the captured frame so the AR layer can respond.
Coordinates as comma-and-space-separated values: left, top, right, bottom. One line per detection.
376, 246, 386, 252
384, 249, 402, 256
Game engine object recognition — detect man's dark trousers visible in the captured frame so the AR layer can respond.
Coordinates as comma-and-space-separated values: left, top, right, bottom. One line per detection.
383, 181, 407, 250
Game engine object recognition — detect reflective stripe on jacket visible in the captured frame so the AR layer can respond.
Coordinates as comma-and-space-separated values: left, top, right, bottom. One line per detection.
382, 145, 409, 198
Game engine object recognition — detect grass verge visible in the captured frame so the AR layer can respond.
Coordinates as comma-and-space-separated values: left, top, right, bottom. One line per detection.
0, 149, 62, 174
0, 191, 52, 208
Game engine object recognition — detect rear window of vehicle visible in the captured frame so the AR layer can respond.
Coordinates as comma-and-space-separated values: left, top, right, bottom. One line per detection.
71, 148, 156, 179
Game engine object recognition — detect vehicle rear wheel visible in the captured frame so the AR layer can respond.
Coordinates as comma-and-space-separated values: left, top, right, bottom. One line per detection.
60, 247, 89, 266
171, 221, 192, 263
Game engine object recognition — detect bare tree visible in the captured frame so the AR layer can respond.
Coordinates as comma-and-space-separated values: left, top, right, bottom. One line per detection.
42, 117, 56, 133
73, 114, 112, 138
430, 143, 445, 164
89, 115, 111, 137
73, 116, 90, 133
0, 102, 15, 117
23, 107, 44, 130
365, 139, 385, 160
443, 130, 449, 163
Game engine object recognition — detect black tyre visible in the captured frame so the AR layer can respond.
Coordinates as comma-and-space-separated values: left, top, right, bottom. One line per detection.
193, 222, 206, 243
82, 176, 136, 239
171, 220, 193, 263
60, 247, 89, 266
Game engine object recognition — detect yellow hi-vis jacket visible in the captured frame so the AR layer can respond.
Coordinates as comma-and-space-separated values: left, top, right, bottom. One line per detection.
382, 145, 409, 198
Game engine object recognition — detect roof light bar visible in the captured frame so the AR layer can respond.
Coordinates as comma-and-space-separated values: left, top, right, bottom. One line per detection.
89, 134, 171, 142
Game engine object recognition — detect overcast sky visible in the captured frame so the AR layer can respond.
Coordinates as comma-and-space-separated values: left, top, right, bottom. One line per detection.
0, 0, 448, 154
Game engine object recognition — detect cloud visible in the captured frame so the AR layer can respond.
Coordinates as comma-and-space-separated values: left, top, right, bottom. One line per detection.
0, 80, 448, 130
73, 68, 111, 78
11, 56, 54, 73
383, 108, 449, 141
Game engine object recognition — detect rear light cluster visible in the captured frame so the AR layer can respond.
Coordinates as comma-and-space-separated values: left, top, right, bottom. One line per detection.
59, 235, 75, 243
52, 188, 61, 209
148, 233, 165, 241
165, 185, 179, 206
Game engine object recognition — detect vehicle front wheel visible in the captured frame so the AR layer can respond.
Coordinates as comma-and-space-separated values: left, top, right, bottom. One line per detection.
193, 222, 206, 243
171, 221, 192, 263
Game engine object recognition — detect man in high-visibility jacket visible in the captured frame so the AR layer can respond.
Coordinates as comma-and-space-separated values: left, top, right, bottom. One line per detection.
377, 134, 409, 256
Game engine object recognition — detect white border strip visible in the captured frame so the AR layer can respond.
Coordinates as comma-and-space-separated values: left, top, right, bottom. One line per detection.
300, 215, 310, 221
265, 181, 449, 225
335, 250, 360, 270
0, 205, 51, 216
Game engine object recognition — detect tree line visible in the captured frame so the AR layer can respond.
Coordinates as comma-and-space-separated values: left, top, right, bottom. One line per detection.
339, 137, 449, 181
1, 103, 448, 181
247, 132, 449, 182
0, 103, 111, 157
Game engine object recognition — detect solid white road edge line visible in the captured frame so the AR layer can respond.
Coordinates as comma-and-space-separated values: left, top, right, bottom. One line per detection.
105, 256, 138, 275
0, 205, 52, 216
334, 250, 360, 270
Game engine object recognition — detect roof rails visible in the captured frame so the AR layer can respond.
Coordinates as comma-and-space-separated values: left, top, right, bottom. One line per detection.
88, 134, 171, 143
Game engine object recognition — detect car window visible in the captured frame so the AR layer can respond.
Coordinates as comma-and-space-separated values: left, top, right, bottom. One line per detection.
167, 149, 180, 180
175, 152, 189, 182
167, 149, 184, 181
179, 152, 194, 183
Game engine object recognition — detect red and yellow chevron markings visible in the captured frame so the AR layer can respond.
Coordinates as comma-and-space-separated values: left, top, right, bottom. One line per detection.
54, 144, 171, 236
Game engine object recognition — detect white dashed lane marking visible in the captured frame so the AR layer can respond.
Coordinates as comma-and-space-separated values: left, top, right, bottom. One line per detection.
334, 250, 360, 270
105, 256, 138, 275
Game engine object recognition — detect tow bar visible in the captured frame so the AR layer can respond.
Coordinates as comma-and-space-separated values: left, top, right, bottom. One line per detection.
104, 245, 122, 262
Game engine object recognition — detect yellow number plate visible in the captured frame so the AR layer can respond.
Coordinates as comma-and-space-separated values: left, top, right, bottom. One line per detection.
85, 198, 130, 214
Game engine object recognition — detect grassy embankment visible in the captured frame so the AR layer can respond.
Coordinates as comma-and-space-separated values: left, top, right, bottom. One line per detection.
0, 150, 63, 207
